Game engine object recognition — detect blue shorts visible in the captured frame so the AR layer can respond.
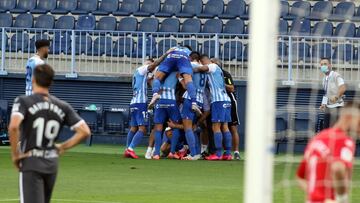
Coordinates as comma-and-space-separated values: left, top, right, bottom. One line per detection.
211, 101, 232, 123
154, 99, 182, 124
129, 103, 148, 127
181, 99, 202, 122
158, 55, 193, 75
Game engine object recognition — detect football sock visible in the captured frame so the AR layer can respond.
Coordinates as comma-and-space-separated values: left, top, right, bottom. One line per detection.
186, 81, 197, 103
129, 131, 144, 150
214, 132, 223, 157
126, 130, 136, 147
185, 129, 196, 156
223, 131, 232, 156
152, 78, 161, 95
201, 144, 208, 153
170, 129, 181, 153
194, 133, 201, 155
154, 130, 163, 156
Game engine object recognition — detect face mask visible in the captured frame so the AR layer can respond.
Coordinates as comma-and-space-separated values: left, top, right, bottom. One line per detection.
320, 65, 329, 74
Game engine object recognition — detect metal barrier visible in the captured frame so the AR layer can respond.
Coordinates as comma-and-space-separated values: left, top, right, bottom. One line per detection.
0, 27, 360, 83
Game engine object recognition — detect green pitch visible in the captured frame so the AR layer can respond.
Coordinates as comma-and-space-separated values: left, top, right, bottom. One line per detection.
1, 145, 360, 203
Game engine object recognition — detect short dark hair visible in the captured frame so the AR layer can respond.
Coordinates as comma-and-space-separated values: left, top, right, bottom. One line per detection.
190, 51, 200, 61
200, 54, 209, 60
33, 64, 55, 88
183, 45, 192, 51
320, 57, 331, 63
146, 58, 154, 63
35, 39, 50, 50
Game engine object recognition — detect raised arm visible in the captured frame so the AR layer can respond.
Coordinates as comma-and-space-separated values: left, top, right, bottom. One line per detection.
148, 48, 176, 71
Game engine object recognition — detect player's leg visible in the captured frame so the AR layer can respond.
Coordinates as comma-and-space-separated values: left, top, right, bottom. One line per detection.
206, 122, 222, 161
145, 129, 155, 159
153, 123, 164, 159
127, 104, 148, 158
161, 130, 172, 156
127, 105, 139, 147
168, 103, 183, 159
20, 171, 45, 203
181, 99, 198, 158
43, 172, 57, 203
221, 123, 232, 161
230, 125, 240, 160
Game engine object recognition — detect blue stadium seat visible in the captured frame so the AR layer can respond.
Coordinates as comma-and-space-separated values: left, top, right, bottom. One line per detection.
275, 113, 288, 133
202, 40, 219, 58
96, 16, 116, 31
289, 18, 311, 36
74, 35, 92, 55
202, 19, 222, 34
8, 33, 29, 52
280, 1, 289, 18
55, 16, 75, 30
181, 39, 199, 51
352, 6, 360, 22
50, 32, 71, 54
139, 18, 159, 32
180, 18, 201, 34
14, 14, 33, 28
133, 36, 156, 58
112, 37, 134, 57
198, 0, 224, 18
176, 0, 202, 18
51, 0, 78, 14
219, 0, 246, 19
279, 19, 288, 35
133, 0, 160, 17
0, 32, 8, 50
307, 1, 333, 21
312, 43, 332, 59
283, 1, 311, 20
242, 44, 248, 61
333, 44, 354, 63
155, 0, 181, 17
0, 13, 13, 27
278, 41, 288, 60
157, 39, 177, 56
113, 0, 139, 16
159, 18, 180, 34
93, 0, 118, 15
334, 22, 356, 38
72, 0, 98, 14
221, 41, 243, 61
31, 0, 57, 14
0, 0, 16, 12
328, 2, 355, 22
79, 109, 98, 132
312, 22, 333, 37
223, 19, 244, 35
291, 42, 310, 62
76, 15, 96, 31
294, 112, 313, 132
11, 0, 36, 13
27, 33, 50, 53
93, 36, 113, 55
34, 15, 55, 29
104, 109, 126, 133
117, 17, 137, 32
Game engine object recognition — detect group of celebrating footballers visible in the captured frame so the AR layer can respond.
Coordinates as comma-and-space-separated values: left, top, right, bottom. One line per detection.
124, 45, 241, 161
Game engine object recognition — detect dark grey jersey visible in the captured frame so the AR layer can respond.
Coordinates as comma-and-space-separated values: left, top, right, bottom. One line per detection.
11, 93, 83, 173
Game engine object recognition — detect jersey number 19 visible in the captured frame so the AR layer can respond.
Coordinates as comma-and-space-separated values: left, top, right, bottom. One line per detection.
33, 117, 60, 148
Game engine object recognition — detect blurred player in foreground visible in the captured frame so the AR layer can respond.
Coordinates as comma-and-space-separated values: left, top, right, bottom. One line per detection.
297, 101, 360, 203
9, 64, 91, 203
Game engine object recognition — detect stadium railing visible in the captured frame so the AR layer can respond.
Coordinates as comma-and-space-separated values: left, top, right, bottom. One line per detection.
0, 27, 360, 84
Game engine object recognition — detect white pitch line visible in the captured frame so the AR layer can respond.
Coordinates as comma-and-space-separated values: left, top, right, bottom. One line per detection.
0, 199, 125, 203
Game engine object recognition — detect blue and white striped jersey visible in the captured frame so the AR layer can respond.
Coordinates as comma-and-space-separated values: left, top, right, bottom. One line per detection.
130, 65, 149, 105
160, 71, 178, 100
25, 55, 45, 95
207, 64, 231, 103
183, 62, 207, 104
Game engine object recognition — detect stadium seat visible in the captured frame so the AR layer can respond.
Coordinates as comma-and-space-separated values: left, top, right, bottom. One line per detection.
159, 18, 180, 34
55, 16, 75, 30
139, 18, 159, 33
157, 39, 177, 56
278, 41, 288, 60
8, 33, 29, 52
283, 1, 311, 20
133, 0, 160, 17
113, 0, 139, 16
312, 22, 333, 37
176, 0, 202, 18
34, 15, 55, 29
76, 15, 96, 31
93, 0, 118, 15
51, 0, 78, 14
312, 43, 332, 60
117, 17, 138, 32
291, 42, 310, 62
133, 36, 156, 58
93, 36, 113, 55
223, 19, 245, 35
78, 110, 98, 132
112, 37, 134, 57
294, 112, 313, 132
0, 32, 9, 50
0, 0, 16, 12
279, 1, 289, 18
31, 0, 57, 14
13, 14, 33, 28
202, 40, 219, 58
278, 19, 288, 35
333, 44, 354, 63
307, 1, 333, 21
11, 0, 36, 13
155, 0, 181, 17
0, 13, 13, 28
289, 18, 311, 36
352, 6, 360, 22
197, 0, 224, 18
334, 22, 356, 38
72, 0, 98, 14
96, 16, 116, 31
219, 0, 246, 19
202, 19, 223, 34
75, 35, 92, 55
242, 44, 248, 61
275, 113, 288, 133
104, 110, 125, 133
221, 41, 243, 61
27, 33, 50, 53
328, 2, 355, 22
181, 39, 199, 51
180, 18, 201, 34
50, 32, 71, 54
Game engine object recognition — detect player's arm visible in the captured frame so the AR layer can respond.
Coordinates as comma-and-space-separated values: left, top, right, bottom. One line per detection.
296, 159, 307, 192
167, 120, 184, 130
331, 161, 350, 203
177, 73, 186, 89
193, 66, 209, 73
148, 48, 176, 72
223, 71, 235, 93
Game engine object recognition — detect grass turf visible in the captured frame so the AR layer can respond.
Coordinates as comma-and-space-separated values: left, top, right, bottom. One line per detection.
0, 145, 360, 203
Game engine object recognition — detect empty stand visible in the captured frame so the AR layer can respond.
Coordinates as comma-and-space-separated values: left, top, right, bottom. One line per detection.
32, 0, 57, 14
93, 0, 118, 15
155, 0, 181, 17
312, 22, 333, 37
55, 16, 75, 30
13, 14, 33, 28
34, 15, 55, 29
328, 1, 355, 22
307, 1, 333, 21
0, 13, 13, 28
117, 17, 138, 32
72, 0, 98, 14
11, 0, 36, 13
176, 0, 202, 18
96, 16, 116, 31
113, 0, 139, 16
219, 0, 246, 19
197, 0, 224, 18
52, 0, 78, 14
139, 18, 159, 33
283, 1, 311, 20
133, 0, 160, 17
112, 37, 134, 57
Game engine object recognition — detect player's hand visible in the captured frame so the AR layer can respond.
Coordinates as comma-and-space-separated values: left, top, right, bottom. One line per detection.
11, 153, 27, 171
329, 96, 339, 103
319, 104, 326, 112
55, 144, 65, 156
167, 120, 177, 129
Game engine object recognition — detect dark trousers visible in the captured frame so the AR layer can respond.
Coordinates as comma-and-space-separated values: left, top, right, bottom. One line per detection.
206, 116, 216, 154
323, 107, 341, 129
20, 171, 57, 203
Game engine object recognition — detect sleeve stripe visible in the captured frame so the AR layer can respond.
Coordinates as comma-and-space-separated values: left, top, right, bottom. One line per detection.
11, 112, 24, 120
70, 120, 86, 131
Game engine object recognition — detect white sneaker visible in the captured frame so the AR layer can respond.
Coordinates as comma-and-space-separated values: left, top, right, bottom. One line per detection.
148, 93, 161, 109
191, 103, 202, 116
181, 154, 200, 161
145, 147, 153, 160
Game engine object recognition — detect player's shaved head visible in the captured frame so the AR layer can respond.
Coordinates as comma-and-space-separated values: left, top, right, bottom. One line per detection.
190, 51, 200, 62
33, 64, 55, 88
200, 55, 211, 65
